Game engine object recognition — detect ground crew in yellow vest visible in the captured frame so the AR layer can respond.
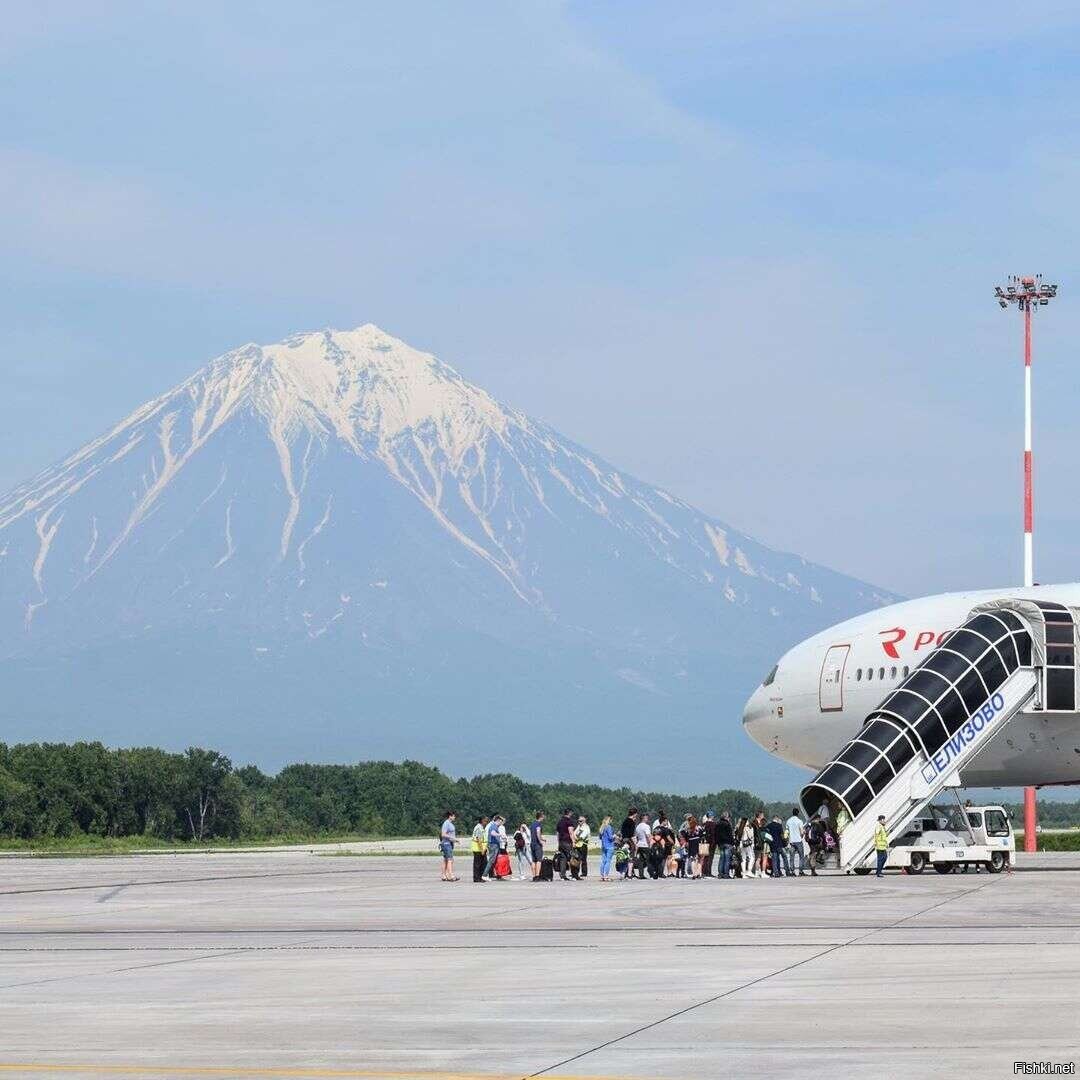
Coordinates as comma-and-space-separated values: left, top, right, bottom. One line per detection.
572, 815, 591, 880
874, 815, 889, 878
471, 815, 489, 884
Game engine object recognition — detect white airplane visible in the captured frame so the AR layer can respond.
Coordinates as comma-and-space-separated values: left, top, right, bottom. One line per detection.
742, 583, 1080, 790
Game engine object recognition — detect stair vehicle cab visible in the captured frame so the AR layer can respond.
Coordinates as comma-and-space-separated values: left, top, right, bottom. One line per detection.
850, 802, 1014, 875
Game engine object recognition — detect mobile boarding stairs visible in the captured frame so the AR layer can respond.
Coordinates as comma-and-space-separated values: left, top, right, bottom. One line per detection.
801, 599, 1078, 872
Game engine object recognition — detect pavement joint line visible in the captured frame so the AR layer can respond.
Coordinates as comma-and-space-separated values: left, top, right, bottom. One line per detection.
0, 868, 392, 897
886, 877, 1003, 928
0, 1068, 656, 1080
527, 873, 1009, 1077
0, 932, 320, 992
528, 942, 849, 1077
1, 921, 1054, 934
4, 938, 1080, 953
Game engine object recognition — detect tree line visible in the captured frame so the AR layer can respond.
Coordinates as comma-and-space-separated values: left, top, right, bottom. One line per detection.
0, 741, 1066, 844
0, 741, 792, 843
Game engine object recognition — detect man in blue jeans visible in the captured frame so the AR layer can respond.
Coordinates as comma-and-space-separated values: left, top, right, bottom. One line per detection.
485, 814, 504, 879
786, 808, 807, 877
715, 810, 735, 879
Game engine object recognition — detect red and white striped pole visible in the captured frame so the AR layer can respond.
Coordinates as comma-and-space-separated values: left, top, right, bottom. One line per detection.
995, 274, 1057, 854
1024, 298, 1033, 589
1023, 295, 1036, 853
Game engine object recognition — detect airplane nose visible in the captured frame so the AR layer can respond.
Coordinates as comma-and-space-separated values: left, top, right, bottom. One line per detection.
742, 684, 773, 751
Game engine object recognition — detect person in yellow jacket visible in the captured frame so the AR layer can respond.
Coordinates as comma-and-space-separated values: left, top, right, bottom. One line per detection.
874, 815, 889, 878
470, 815, 489, 884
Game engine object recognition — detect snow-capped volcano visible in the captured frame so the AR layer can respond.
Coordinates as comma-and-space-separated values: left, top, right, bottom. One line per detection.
2, 326, 530, 601
0, 326, 896, 791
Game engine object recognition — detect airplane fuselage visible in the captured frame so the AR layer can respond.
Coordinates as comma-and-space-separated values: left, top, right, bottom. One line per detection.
742, 583, 1080, 788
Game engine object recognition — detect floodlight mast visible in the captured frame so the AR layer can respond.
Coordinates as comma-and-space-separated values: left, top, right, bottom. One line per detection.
994, 273, 1058, 854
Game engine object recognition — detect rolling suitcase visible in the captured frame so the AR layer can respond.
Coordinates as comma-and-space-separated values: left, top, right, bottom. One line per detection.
539, 857, 554, 881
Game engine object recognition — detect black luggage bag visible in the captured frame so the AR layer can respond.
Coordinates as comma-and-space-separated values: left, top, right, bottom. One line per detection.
539, 857, 554, 882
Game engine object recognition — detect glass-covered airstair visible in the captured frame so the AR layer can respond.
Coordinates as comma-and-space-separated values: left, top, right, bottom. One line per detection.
801, 600, 1077, 871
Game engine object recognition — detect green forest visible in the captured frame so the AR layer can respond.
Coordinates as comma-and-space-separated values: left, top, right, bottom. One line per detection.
0, 741, 785, 846
0, 741, 1073, 848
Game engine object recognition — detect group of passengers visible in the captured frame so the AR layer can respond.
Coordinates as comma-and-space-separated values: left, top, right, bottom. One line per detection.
614, 807, 838, 880
438, 806, 843, 882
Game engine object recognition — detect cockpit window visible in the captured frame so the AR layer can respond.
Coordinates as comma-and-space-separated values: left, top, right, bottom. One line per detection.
762, 664, 778, 687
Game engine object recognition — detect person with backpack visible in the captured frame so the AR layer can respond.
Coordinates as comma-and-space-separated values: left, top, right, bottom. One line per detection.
633, 814, 652, 879
656, 814, 677, 877
598, 816, 616, 881
674, 830, 688, 877
825, 823, 840, 867
555, 808, 576, 881
701, 811, 718, 877
736, 816, 754, 877
685, 815, 702, 878
766, 816, 787, 877
529, 811, 545, 881
778, 817, 794, 877
752, 812, 768, 877
513, 823, 531, 880
649, 833, 667, 879
471, 815, 489, 884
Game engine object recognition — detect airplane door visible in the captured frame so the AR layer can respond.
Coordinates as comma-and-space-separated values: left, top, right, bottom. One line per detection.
819, 644, 850, 712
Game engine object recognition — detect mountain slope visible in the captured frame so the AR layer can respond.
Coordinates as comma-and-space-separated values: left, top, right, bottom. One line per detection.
0, 326, 897, 792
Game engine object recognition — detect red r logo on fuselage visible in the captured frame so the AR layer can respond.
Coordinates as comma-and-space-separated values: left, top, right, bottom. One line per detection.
879, 627, 948, 658
879, 627, 906, 659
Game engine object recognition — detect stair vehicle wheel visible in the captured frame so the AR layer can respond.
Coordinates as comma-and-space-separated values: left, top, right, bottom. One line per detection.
908, 851, 926, 875
987, 851, 1007, 874
933, 863, 954, 874
853, 867, 872, 876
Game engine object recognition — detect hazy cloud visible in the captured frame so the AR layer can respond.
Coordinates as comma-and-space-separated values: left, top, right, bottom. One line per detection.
3, 3, 1080, 599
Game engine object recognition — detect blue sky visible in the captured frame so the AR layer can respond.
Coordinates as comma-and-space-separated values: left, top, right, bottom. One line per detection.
4, 2, 1080, 597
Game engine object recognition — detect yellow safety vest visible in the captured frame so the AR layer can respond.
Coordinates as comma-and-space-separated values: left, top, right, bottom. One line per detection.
471, 826, 485, 854
874, 823, 888, 851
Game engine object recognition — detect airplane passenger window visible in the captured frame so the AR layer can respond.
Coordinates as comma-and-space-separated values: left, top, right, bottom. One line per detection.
890, 666, 897, 679
878, 667, 885, 680
856, 668, 862, 681
903, 666, 910, 678
866, 668, 873, 681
